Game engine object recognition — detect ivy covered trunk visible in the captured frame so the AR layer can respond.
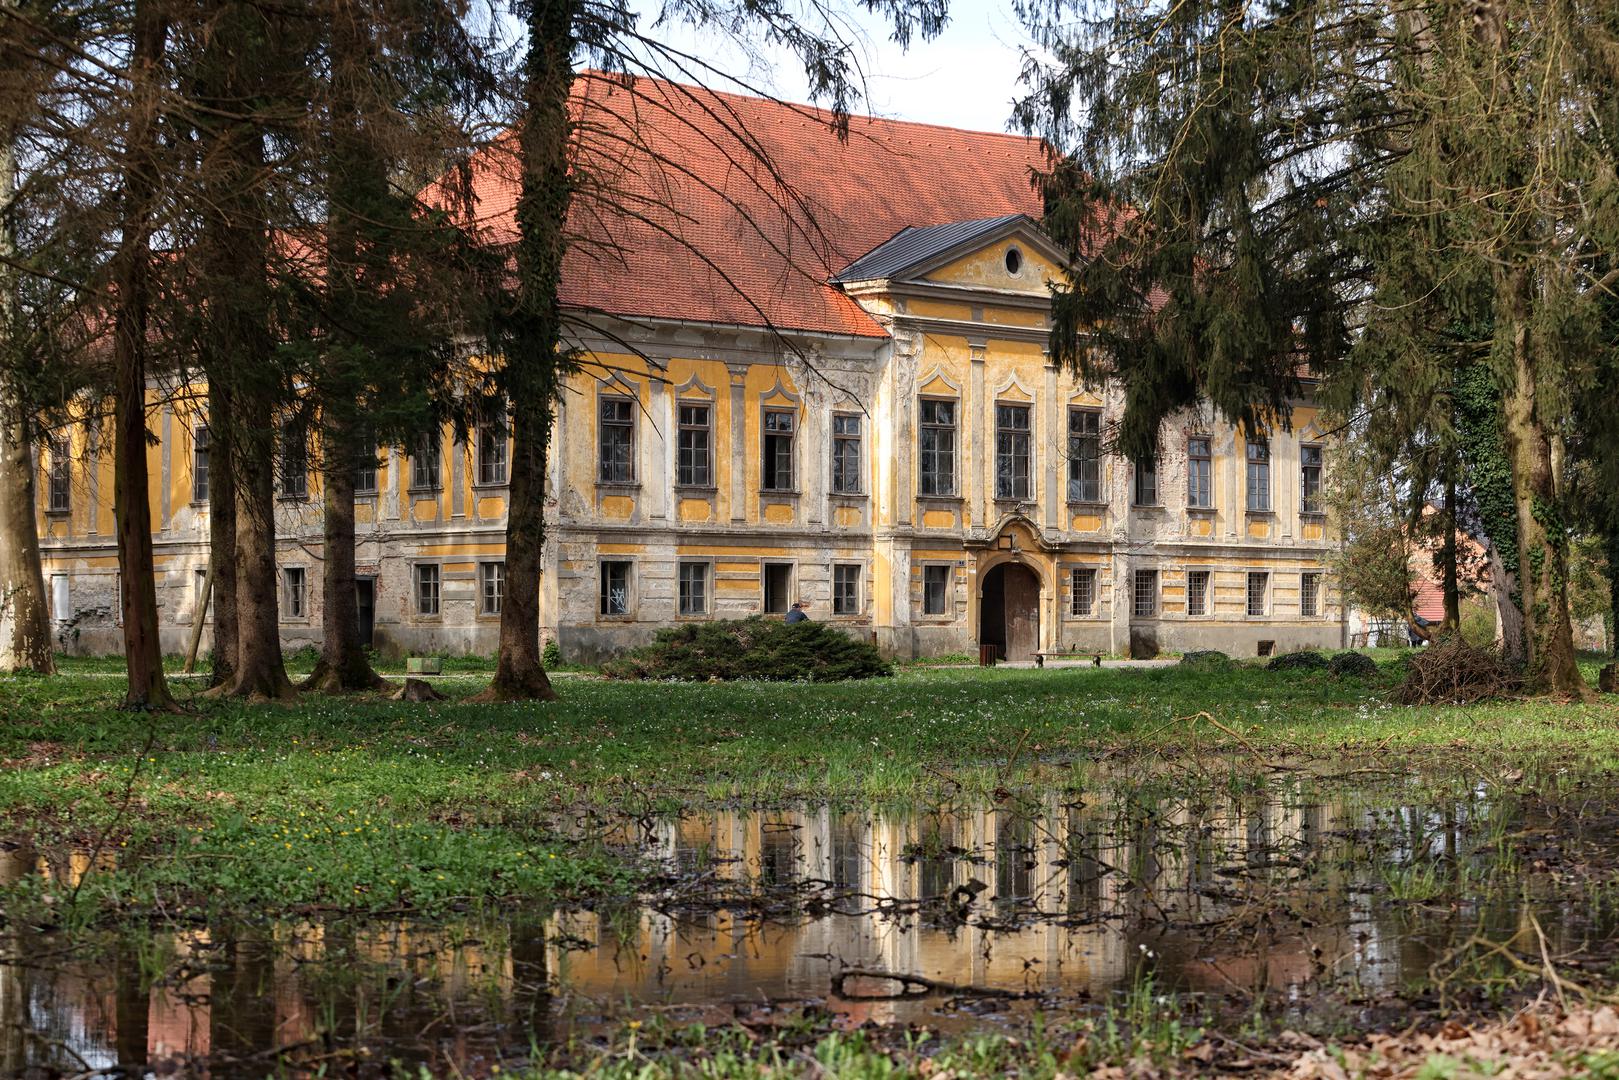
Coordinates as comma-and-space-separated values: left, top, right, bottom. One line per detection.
471, 0, 575, 704
1498, 274, 1584, 696
109, 0, 174, 710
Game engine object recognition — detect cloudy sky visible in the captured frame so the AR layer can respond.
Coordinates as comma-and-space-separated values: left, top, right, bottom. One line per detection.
626, 0, 1037, 134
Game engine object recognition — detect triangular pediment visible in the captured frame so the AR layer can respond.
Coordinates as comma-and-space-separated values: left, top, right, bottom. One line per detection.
833, 214, 1069, 297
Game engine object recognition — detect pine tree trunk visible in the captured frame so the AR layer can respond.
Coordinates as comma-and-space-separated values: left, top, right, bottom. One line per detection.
470, 0, 575, 704
224, 416, 295, 701
1498, 278, 1586, 696
0, 82, 53, 675
206, 387, 238, 687
1440, 473, 1461, 638
1606, 528, 1619, 659
110, 0, 175, 711
304, 432, 384, 691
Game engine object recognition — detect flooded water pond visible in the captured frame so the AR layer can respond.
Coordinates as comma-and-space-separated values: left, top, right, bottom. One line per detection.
7, 757, 1619, 1075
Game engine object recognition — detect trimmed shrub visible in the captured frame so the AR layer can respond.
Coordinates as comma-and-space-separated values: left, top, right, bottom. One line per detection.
1328, 651, 1379, 678
1179, 650, 1233, 670
601, 618, 892, 682
1267, 650, 1329, 672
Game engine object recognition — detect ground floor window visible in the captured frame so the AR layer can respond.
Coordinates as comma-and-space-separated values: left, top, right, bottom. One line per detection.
1070, 567, 1096, 616
1300, 571, 1322, 617
832, 563, 861, 615
1133, 569, 1158, 617
283, 567, 306, 618
763, 563, 793, 614
480, 561, 504, 615
1247, 572, 1269, 617
414, 564, 440, 617
1187, 569, 1210, 616
922, 564, 950, 615
601, 561, 632, 616
678, 561, 708, 616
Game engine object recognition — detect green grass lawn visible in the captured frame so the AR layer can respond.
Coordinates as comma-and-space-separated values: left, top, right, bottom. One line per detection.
1, 652, 1615, 926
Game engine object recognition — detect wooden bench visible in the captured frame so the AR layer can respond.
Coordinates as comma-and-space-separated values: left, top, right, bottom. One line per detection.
1034, 651, 1103, 668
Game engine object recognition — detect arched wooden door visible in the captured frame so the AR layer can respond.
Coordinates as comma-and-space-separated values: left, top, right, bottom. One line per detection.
981, 562, 1041, 661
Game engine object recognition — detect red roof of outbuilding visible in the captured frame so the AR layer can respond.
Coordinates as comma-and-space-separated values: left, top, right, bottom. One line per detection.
455, 73, 1049, 339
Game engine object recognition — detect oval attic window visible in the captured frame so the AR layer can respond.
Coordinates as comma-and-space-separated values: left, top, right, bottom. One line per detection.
1004, 247, 1024, 275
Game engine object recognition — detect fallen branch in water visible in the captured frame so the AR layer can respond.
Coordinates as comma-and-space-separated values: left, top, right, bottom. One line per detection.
831, 967, 1040, 1000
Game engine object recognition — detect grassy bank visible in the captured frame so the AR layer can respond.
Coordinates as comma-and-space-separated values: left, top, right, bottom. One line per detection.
1, 655, 1616, 925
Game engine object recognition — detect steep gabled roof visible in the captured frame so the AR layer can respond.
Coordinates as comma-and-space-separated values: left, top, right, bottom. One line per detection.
452, 73, 1049, 340
831, 214, 1032, 283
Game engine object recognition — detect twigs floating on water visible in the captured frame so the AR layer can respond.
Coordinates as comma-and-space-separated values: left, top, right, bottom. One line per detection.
831, 968, 1040, 1001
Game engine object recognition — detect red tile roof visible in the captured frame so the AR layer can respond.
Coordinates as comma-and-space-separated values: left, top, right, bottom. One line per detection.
455, 73, 1049, 339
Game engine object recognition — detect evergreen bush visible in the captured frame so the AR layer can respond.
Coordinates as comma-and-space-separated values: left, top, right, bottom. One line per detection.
1267, 651, 1330, 671
1179, 650, 1233, 670
1328, 651, 1379, 678
601, 618, 892, 682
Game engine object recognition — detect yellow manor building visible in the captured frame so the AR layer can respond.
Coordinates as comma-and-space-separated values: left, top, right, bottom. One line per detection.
35, 77, 1345, 662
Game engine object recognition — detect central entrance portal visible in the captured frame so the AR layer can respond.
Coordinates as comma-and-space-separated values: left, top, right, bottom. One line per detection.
980, 562, 1041, 662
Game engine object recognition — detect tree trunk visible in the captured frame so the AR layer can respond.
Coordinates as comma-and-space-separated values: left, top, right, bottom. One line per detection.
470, 0, 576, 704
1498, 276, 1586, 696
206, 386, 238, 687
1440, 472, 1461, 638
220, 414, 295, 701
1486, 540, 1525, 661
109, 0, 175, 711
304, 437, 384, 691
1606, 527, 1619, 659
0, 78, 53, 675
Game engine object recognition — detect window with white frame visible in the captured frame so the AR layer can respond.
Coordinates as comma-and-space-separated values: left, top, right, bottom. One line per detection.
1300, 445, 1324, 514
676, 403, 712, 487
1247, 572, 1269, 616
831, 414, 862, 494
1187, 569, 1211, 616
1187, 436, 1213, 509
1133, 569, 1158, 617
1246, 441, 1271, 512
677, 561, 708, 616
411, 432, 440, 490
832, 563, 861, 615
1300, 571, 1322, 617
922, 564, 950, 616
1067, 408, 1102, 502
995, 403, 1031, 500
279, 418, 308, 499
477, 408, 508, 485
918, 399, 957, 496
192, 424, 211, 503
761, 409, 795, 491
414, 564, 441, 616
600, 560, 632, 616
480, 561, 504, 615
1070, 567, 1097, 616
283, 566, 306, 618
598, 397, 635, 484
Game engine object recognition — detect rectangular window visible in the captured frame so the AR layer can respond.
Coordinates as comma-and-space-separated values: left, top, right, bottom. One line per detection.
678, 561, 708, 616
412, 433, 440, 490
415, 564, 441, 616
676, 403, 712, 487
831, 563, 861, 615
1070, 567, 1097, 616
280, 419, 308, 499
1247, 572, 1269, 617
480, 561, 504, 615
918, 399, 957, 496
1187, 436, 1212, 509
192, 425, 210, 504
763, 563, 793, 614
922, 564, 950, 616
995, 403, 1032, 500
1187, 569, 1210, 616
1300, 445, 1324, 514
600, 560, 631, 616
1133, 569, 1158, 618
47, 436, 70, 513
761, 409, 795, 491
1246, 441, 1271, 512
831, 414, 862, 494
1301, 571, 1322, 618
50, 573, 68, 623
354, 437, 378, 495
283, 567, 306, 618
598, 397, 635, 484
1067, 409, 1101, 502
477, 411, 508, 486
1133, 455, 1158, 506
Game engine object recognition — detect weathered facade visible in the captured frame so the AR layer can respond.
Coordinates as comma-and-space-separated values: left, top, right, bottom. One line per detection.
34, 78, 1345, 662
